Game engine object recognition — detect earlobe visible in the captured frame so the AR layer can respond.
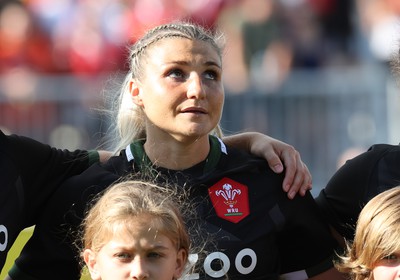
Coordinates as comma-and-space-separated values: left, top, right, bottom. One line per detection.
129, 79, 143, 106
83, 249, 101, 280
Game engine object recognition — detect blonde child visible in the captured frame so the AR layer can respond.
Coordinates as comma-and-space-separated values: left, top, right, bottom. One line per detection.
335, 186, 400, 280
81, 180, 193, 280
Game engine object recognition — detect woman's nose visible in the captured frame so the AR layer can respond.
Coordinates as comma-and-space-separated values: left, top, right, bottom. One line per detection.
187, 73, 205, 99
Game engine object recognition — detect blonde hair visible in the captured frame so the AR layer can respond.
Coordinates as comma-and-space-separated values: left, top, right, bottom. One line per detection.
82, 180, 190, 259
335, 186, 400, 280
106, 21, 225, 154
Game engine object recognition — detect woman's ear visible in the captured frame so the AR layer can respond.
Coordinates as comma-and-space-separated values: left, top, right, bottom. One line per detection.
83, 249, 101, 280
129, 79, 143, 106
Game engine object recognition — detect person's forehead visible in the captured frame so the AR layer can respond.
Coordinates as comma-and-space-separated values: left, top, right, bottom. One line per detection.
148, 37, 221, 62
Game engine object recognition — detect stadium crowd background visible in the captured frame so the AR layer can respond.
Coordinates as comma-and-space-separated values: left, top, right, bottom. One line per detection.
0, 0, 400, 193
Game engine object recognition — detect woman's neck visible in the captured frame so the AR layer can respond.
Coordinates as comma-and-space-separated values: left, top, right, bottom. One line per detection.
143, 135, 210, 170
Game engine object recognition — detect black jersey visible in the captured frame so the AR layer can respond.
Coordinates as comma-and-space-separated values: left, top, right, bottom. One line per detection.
10, 136, 337, 280
0, 130, 98, 268
315, 143, 400, 241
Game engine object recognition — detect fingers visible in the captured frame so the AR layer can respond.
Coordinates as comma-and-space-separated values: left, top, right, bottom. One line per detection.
247, 132, 313, 199
268, 158, 284, 174
267, 145, 312, 199
281, 150, 312, 199
262, 138, 290, 175
286, 163, 312, 199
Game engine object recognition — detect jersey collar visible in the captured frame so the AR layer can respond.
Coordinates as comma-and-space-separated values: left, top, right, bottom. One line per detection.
125, 135, 227, 175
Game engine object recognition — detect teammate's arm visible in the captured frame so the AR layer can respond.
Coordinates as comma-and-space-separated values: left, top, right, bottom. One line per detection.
98, 133, 312, 199
223, 132, 312, 199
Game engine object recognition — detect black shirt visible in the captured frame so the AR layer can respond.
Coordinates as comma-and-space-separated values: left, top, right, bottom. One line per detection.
11, 136, 337, 280
315, 143, 400, 241
0, 130, 97, 268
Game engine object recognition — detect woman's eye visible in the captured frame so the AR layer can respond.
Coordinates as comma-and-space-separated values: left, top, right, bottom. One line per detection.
167, 69, 184, 79
204, 70, 218, 80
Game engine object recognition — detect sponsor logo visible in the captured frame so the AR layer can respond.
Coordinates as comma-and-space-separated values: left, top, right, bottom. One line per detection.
208, 177, 249, 223
183, 248, 257, 279
0, 225, 8, 251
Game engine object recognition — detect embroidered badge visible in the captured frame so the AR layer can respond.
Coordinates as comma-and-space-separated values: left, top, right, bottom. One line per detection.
208, 177, 249, 223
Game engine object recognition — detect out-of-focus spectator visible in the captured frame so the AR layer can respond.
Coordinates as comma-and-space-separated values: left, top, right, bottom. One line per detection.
282, 2, 324, 69
241, 0, 293, 93
308, 0, 355, 65
217, 0, 293, 94
281, 0, 355, 69
25, 0, 128, 74
356, 0, 400, 63
0, 0, 55, 73
215, 0, 249, 94
218, 0, 356, 94
0, 67, 57, 141
0, 0, 58, 141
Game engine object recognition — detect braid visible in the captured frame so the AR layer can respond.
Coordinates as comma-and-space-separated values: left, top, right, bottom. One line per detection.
130, 33, 191, 62
128, 21, 224, 80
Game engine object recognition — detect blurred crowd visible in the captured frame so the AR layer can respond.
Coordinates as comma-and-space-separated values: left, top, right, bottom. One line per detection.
0, 0, 227, 75
1, 0, 400, 91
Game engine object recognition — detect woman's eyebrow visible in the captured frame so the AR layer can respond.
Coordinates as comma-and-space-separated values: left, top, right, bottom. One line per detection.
163, 60, 221, 69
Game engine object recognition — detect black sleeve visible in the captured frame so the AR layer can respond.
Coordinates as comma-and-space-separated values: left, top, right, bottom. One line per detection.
314, 144, 400, 240
375, 144, 400, 195
0, 130, 98, 267
10, 159, 124, 280
0, 130, 97, 227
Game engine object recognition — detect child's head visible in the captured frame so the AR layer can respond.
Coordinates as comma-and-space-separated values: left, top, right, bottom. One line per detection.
336, 186, 400, 280
82, 180, 190, 280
